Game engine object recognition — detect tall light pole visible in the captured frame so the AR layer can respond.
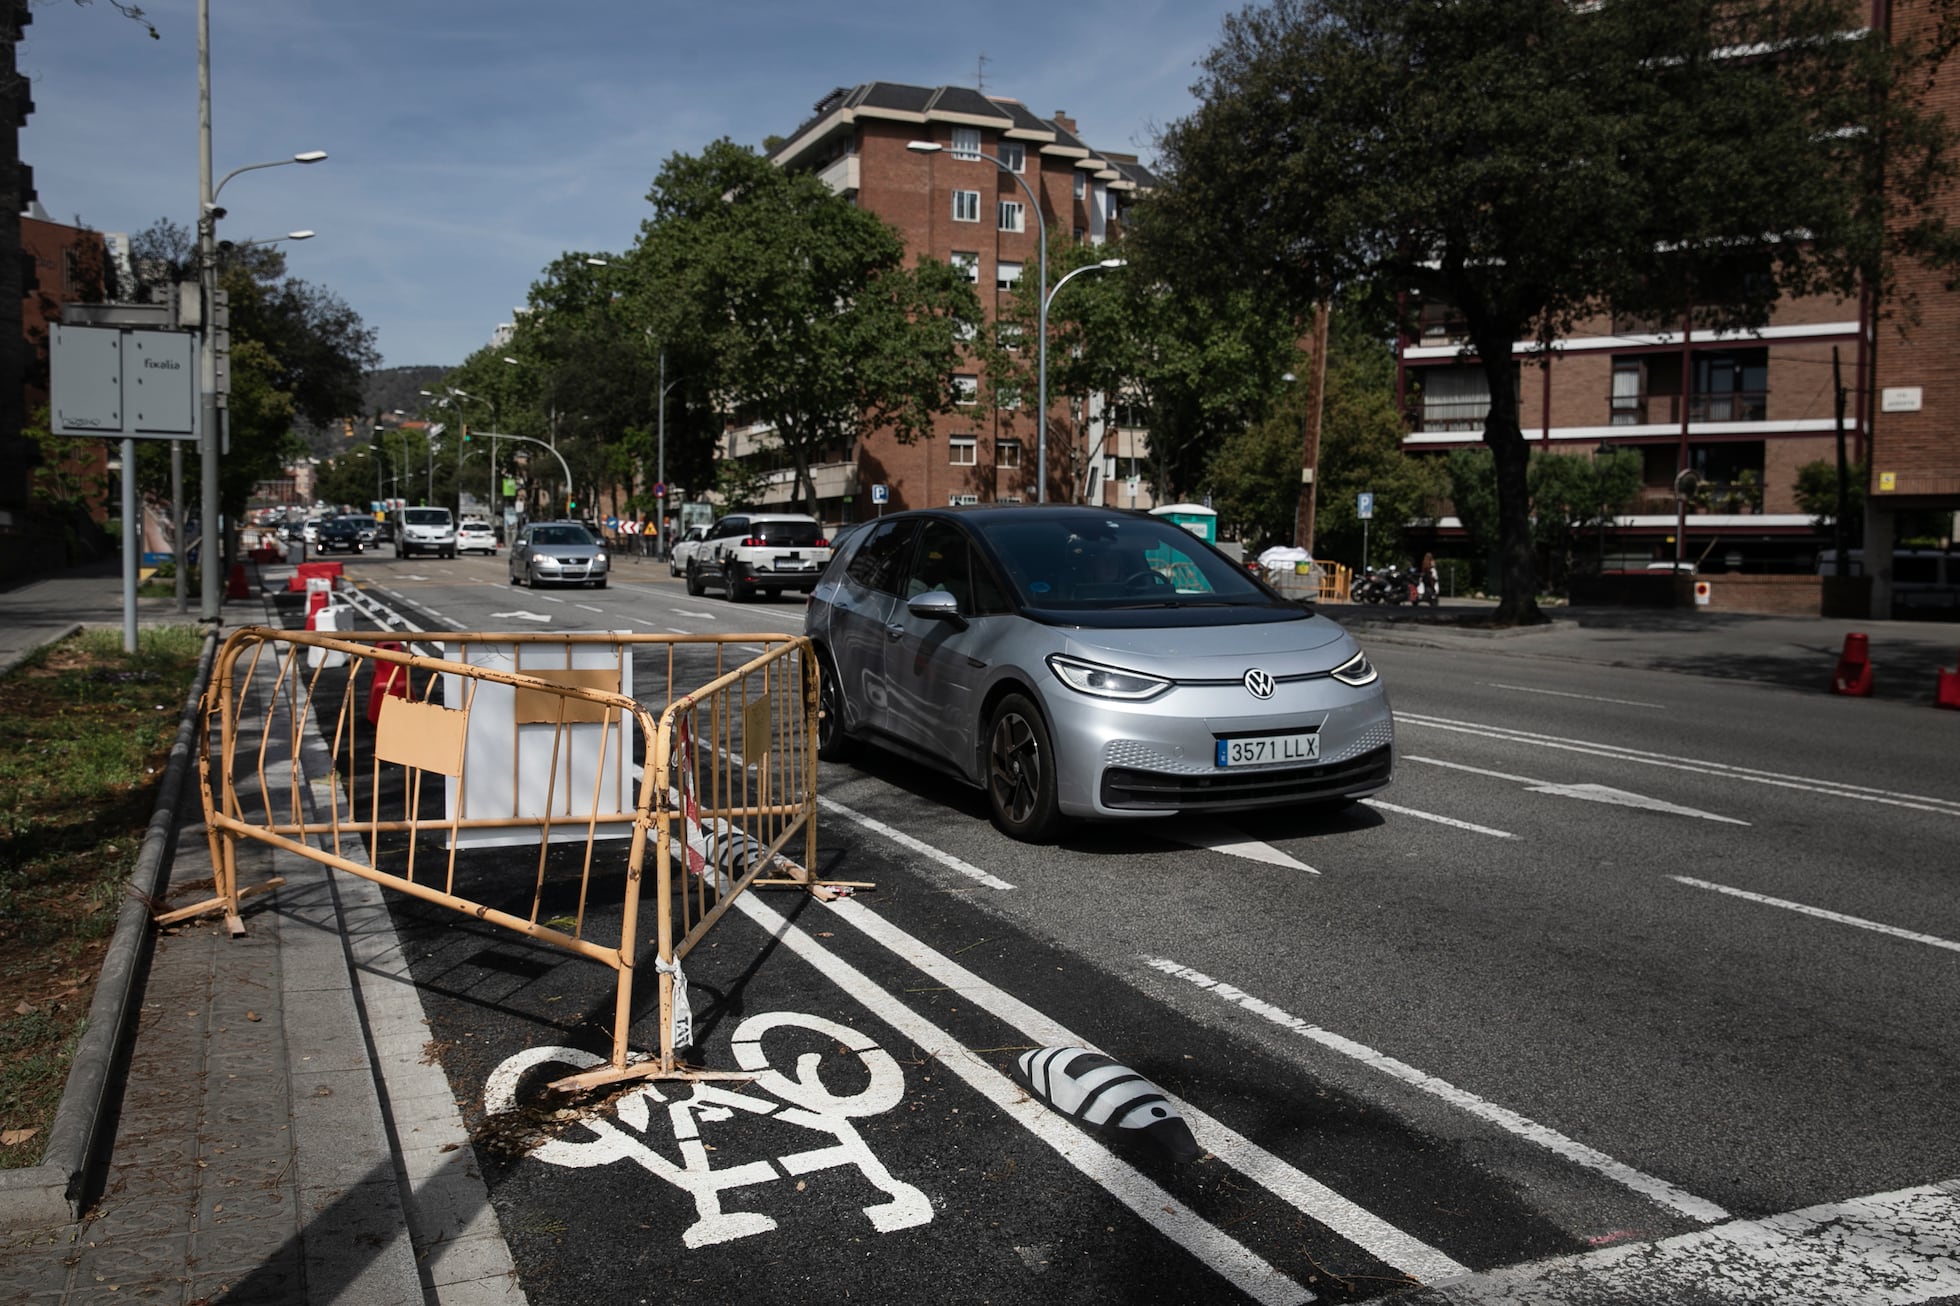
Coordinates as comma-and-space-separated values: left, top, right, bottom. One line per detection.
908, 140, 1058, 501
197, 0, 325, 620
655, 348, 689, 558
1044, 258, 1126, 501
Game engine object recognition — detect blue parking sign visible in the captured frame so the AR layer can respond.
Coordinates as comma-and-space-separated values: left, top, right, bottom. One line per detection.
871, 484, 889, 504
1357, 492, 1375, 520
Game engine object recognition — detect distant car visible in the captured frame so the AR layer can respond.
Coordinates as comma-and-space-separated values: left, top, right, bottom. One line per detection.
684, 512, 831, 601
315, 517, 365, 554
457, 522, 496, 555
301, 517, 325, 546
394, 507, 457, 560
805, 504, 1394, 842
350, 516, 380, 545
509, 521, 609, 588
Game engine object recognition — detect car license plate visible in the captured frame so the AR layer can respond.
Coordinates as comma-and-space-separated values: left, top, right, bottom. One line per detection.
1216, 732, 1319, 767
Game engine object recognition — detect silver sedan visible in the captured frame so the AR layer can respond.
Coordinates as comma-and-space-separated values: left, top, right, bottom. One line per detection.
805, 505, 1393, 842
509, 521, 609, 589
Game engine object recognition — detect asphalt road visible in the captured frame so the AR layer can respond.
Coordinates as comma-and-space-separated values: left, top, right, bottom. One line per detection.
294, 549, 1960, 1304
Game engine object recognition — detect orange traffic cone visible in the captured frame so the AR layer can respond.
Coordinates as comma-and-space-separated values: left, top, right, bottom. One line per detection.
1831, 632, 1874, 697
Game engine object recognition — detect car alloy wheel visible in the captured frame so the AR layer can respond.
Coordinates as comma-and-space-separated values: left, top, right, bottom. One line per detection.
685, 562, 705, 597
986, 693, 1063, 843
815, 654, 853, 762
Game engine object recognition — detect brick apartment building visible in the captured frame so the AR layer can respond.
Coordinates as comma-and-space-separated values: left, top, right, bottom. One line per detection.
1399, 0, 1960, 619
767, 82, 1159, 525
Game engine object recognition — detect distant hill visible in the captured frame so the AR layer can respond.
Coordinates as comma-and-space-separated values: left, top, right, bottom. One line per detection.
364, 365, 451, 420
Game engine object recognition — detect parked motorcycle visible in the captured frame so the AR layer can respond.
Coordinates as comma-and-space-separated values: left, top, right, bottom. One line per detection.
1353, 567, 1390, 604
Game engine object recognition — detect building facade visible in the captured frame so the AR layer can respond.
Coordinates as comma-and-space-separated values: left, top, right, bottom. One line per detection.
1398, 1, 1960, 618
768, 82, 1158, 526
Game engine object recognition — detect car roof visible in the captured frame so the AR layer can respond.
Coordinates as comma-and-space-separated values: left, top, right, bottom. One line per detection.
727, 512, 818, 522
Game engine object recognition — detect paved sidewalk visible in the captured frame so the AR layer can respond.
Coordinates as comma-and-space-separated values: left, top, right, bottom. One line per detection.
0, 563, 518, 1305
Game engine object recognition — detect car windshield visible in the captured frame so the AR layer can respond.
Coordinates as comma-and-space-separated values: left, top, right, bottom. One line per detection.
405, 509, 450, 526
750, 520, 822, 546
530, 525, 595, 547
336, 517, 367, 528
977, 514, 1275, 612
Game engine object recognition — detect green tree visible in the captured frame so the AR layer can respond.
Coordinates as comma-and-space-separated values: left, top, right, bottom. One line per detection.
623, 140, 982, 516
1147, 0, 1960, 623
1449, 446, 1643, 592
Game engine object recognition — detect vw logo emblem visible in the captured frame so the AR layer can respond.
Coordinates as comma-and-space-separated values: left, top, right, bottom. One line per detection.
1243, 669, 1276, 700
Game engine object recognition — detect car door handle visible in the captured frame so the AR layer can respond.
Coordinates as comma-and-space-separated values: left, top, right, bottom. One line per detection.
885, 625, 905, 641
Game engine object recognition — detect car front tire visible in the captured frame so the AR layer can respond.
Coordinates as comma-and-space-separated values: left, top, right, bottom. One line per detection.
986, 693, 1065, 843
815, 653, 854, 762
685, 563, 705, 597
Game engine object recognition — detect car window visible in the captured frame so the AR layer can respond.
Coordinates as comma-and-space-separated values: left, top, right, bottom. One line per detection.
902, 520, 1010, 613
844, 519, 921, 597
405, 509, 450, 526
714, 518, 747, 540
750, 519, 822, 547
980, 515, 1267, 609
531, 525, 594, 547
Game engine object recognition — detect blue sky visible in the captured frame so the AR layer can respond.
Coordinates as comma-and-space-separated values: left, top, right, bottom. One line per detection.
23, 0, 1244, 369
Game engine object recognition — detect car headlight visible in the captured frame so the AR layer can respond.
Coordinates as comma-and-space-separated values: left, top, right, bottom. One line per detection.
1046, 654, 1172, 701
1330, 649, 1378, 687
595, 552, 608, 566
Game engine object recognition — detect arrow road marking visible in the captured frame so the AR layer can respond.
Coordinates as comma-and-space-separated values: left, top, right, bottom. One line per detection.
1397, 713, 1960, 818
1405, 756, 1749, 825
489, 610, 553, 624
1156, 821, 1318, 872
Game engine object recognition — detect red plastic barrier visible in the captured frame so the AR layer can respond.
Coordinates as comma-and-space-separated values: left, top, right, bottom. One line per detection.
1830, 632, 1873, 697
1937, 663, 1960, 711
227, 564, 250, 599
366, 642, 408, 724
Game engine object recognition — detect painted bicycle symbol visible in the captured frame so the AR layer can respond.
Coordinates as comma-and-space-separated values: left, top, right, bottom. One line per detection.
482, 1011, 933, 1248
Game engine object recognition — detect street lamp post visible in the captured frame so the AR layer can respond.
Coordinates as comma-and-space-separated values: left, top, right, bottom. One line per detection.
1043, 258, 1126, 501
196, 0, 325, 621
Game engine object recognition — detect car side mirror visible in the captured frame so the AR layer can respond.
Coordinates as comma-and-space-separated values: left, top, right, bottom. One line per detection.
907, 589, 966, 626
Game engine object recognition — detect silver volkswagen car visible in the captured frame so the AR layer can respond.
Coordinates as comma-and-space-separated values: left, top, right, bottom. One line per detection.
805, 505, 1393, 842
509, 521, 610, 589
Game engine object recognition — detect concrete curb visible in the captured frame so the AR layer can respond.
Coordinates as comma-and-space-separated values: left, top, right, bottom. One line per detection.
0, 624, 222, 1228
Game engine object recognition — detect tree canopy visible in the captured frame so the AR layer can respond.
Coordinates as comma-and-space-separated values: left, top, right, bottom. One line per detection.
620, 139, 983, 516
1150, 0, 1960, 621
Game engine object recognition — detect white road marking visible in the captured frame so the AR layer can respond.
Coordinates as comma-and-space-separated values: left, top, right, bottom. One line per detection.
1428, 1179, 1960, 1304
489, 610, 553, 624
673, 608, 717, 619
1145, 958, 1731, 1226
1362, 799, 1514, 838
817, 796, 1014, 890
735, 893, 1318, 1305
806, 898, 1466, 1282
1397, 713, 1960, 818
1404, 756, 1749, 825
1484, 682, 1665, 709
532, 593, 566, 604
1156, 821, 1318, 872
1672, 877, 1960, 955
575, 603, 604, 612
666, 627, 692, 635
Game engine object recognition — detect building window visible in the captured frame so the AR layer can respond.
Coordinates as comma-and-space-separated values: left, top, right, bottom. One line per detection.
1691, 349, 1768, 423
948, 493, 980, 506
996, 260, 1023, 293
952, 127, 981, 161
950, 250, 979, 283
1074, 173, 1086, 200
949, 436, 977, 465
1001, 142, 1025, 173
998, 384, 1023, 411
953, 375, 978, 406
998, 323, 1023, 352
1610, 359, 1645, 426
1418, 365, 1503, 432
998, 201, 1025, 233
953, 190, 981, 223
998, 440, 1023, 469
953, 317, 978, 344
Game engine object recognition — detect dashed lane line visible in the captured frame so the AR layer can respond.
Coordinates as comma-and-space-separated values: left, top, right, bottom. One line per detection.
1672, 876, 1960, 955
1361, 799, 1513, 838
1145, 958, 1731, 1226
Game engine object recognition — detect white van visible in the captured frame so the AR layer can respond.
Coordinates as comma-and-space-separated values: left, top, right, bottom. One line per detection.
1817, 549, 1960, 612
393, 506, 457, 560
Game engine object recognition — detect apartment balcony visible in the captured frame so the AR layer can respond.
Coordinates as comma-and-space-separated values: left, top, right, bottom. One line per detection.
816, 152, 859, 198
1613, 391, 1769, 426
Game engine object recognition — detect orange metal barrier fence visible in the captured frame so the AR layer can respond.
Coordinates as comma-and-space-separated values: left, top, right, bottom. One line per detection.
168, 626, 851, 1090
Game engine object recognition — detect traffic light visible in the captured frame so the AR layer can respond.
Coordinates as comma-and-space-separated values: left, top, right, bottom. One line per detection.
461, 424, 470, 443
342, 417, 353, 440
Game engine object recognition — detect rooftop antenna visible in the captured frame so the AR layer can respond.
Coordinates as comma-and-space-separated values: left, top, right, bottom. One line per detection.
976, 51, 990, 94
